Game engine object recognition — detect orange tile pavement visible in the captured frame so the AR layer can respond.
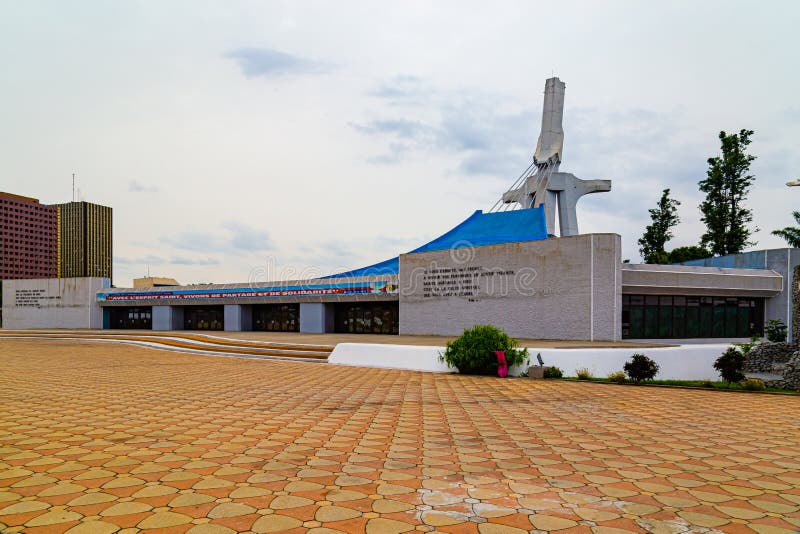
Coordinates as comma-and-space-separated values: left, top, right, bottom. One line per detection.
1, 339, 799, 534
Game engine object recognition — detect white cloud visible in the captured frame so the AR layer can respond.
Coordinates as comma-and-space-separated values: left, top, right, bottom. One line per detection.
2, 1, 799, 285
128, 180, 158, 193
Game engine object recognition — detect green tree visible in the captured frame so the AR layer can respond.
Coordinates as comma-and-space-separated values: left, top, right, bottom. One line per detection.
638, 188, 681, 264
668, 245, 712, 264
771, 211, 800, 248
699, 130, 757, 256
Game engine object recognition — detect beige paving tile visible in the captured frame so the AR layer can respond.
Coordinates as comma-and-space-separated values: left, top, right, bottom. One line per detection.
1, 338, 799, 534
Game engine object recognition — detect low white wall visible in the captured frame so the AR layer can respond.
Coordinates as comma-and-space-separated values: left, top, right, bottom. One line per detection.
530, 344, 730, 380
329, 344, 451, 373
328, 343, 732, 380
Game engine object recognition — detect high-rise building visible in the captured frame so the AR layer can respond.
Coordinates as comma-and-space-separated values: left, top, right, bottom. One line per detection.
0, 192, 58, 280
56, 201, 113, 284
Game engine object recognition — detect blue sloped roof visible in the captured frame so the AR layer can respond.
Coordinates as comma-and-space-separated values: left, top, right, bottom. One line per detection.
325, 206, 548, 278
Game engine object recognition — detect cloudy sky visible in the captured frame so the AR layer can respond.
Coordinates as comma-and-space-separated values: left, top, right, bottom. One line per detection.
2, 1, 799, 286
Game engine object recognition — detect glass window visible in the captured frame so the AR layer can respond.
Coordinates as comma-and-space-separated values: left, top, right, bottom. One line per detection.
699, 298, 713, 338
725, 298, 739, 337
644, 305, 659, 339
621, 305, 631, 338
673, 305, 686, 338
658, 301, 673, 337
737, 300, 751, 337
712, 298, 726, 337
629, 307, 644, 338
623, 295, 765, 339
686, 297, 700, 340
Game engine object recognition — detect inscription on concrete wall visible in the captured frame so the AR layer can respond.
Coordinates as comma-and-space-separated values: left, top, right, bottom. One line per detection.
3, 277, 107, 329
399, 234, 622, 341
14, 289, 61, 307
421, 266, 515, 299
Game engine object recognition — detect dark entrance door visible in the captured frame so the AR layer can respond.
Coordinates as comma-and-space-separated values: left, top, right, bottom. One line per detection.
252, 304, 299, 332
334, 302, 399, 334
109, 307, 152, 329
183, 306, 224, 331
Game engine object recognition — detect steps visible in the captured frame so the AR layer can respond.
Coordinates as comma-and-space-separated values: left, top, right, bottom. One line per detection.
0, 330, 333, 362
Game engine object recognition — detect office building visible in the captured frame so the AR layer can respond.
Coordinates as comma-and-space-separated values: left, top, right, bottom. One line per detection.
56, 201, 113, 284
0, 192, 58, 280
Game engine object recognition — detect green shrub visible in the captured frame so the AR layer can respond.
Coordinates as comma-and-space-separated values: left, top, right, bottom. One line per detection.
765, 319, 788, 343
575, 368, 592, 380
733, 336, 761, 355
623, 353, 660, 383
714, 347, 746, 384
608, 371, 627, 384
543, 366, 563, 379
741, 378, 766, 391
438, 324, 529, 375
700, 379, 715, 388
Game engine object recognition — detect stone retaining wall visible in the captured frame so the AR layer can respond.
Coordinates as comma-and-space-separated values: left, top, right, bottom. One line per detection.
762, 351, 800, 390
745, 342, 798, 373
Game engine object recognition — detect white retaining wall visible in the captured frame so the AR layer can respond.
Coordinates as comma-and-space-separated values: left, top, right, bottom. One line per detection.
328, 343, 733, 380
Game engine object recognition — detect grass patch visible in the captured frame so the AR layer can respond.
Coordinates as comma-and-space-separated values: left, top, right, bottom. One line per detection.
561, 376, 797, 394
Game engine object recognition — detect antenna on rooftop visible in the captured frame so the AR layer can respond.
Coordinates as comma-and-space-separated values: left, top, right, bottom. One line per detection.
72, 173, 75, 202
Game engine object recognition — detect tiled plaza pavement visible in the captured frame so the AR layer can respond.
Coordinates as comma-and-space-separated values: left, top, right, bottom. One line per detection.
1, 340, 800, 534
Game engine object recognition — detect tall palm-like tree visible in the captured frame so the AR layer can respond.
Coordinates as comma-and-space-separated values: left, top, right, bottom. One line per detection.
772, 211, 800, 248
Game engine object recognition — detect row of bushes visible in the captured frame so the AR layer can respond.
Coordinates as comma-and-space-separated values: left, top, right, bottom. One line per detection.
569, 353, 660, 383
538, 349, 765, 390
439, 325, 665, 382
439, 324, 774, 390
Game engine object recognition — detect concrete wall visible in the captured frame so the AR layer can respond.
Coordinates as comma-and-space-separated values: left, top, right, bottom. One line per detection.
399, 234, 622, 341
299, 303, 335, 333
329, 342, 732, 380
679, 248, 799, 341
1, 277, 109, 329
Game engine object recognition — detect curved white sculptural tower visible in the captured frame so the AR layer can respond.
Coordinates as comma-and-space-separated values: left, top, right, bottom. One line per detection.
534, 77, 566, 167
499, 77, 611, 237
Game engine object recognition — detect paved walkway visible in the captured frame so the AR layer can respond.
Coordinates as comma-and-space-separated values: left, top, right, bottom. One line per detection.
10, 329, 664, 349
1, 339, 799, 534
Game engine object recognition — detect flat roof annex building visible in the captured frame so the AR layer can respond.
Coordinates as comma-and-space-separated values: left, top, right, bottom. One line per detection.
2, 78, 797, 341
